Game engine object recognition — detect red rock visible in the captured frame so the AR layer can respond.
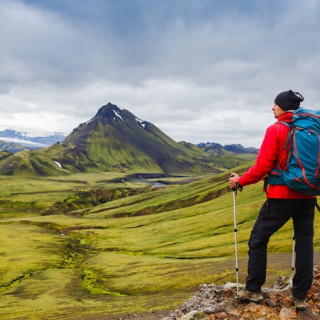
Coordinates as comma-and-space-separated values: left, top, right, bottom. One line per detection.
215, 312, 227, 319
165, 266, 320, 320
308, 304, 319, 314
283, 296, 293, 308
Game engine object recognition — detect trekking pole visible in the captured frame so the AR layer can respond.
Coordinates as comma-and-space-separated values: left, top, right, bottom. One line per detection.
232, 188, 239, 297
292, 231, 295, 273
231, 174, 242, 297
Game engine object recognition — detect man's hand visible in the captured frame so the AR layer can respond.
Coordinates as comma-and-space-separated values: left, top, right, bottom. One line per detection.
229, 173, 240, 190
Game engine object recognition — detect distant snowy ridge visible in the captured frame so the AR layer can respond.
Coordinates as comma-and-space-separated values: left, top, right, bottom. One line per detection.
0, 124, 66, 138
0, 127, 67, 152
0, 136, 47, 147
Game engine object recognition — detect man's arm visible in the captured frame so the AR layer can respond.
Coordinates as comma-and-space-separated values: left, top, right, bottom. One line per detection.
229, 125, 280, 189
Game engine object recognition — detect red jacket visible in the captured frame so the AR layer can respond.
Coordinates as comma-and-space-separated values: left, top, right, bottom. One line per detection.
238, 112, 315, 199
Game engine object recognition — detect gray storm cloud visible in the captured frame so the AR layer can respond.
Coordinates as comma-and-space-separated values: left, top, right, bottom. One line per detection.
0, 0, 319, 147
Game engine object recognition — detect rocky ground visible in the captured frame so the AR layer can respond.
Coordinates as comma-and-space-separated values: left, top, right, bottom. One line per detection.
160, 266, 320, 320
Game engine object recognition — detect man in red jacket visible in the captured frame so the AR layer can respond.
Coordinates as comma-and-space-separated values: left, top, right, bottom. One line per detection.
229, 90, 316, 310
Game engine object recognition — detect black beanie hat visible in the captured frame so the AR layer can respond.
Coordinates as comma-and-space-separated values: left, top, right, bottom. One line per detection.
274, 90, 304, 111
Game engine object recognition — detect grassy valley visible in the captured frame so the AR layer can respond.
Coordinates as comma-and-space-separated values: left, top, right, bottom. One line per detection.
1, 168, 319, 319
0, 103, 311, 319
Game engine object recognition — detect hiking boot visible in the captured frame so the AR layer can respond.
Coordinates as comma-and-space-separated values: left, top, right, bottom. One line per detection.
293, 297, 306, 311
238, 289, 263, 303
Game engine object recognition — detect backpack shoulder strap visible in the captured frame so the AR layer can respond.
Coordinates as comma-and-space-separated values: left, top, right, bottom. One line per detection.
277, 121, 293, 151
266, 120, 293, 193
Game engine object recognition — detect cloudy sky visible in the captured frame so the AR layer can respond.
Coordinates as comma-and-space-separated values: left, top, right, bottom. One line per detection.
1, 0, 320, 147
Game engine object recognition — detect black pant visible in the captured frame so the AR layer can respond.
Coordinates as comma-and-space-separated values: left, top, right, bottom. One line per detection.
246, 198, 316, 299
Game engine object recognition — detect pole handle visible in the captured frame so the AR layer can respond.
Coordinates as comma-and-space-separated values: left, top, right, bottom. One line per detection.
230, 174, 243, 193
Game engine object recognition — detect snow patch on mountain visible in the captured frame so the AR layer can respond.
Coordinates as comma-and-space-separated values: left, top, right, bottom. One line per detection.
135, 117, 146, 128
113, 109, 124, 121
53, 160, 62, 168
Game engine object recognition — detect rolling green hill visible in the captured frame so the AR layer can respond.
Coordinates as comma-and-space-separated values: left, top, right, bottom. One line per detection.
197, 142, 257, 169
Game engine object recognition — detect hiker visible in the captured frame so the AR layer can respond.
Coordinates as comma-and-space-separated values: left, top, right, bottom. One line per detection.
228, 90, 317, 310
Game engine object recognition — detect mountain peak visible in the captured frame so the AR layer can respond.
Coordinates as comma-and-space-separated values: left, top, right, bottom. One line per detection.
95, 102, 123, 120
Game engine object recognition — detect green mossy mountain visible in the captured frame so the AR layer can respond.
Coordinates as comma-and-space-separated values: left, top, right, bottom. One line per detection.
0, 103, 258, 176
43, 103, 223, 175
0, 103, 225, 176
